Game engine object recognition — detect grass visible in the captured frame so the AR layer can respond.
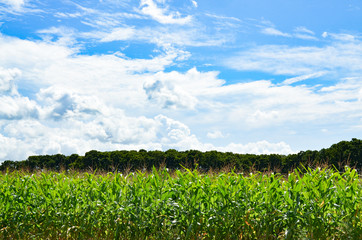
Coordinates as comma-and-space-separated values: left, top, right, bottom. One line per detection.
0, 166, 361, 239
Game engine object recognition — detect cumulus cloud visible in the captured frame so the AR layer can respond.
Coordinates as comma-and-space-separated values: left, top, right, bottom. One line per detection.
2, 22, 362, 161
0, 67, 39, 120
143, 70, 209, 109
0, 35, 217, 160
154, 114, 203, 148
0, 33, 303, 160
143, 79, 197, 109
0, 67, 20, 94
0, 95, 39, 120
0, 134, 28, 161
143, 67, 225, 109
0, 34, 187, 95
36, 87, 102, 121
0, 83, 207, 160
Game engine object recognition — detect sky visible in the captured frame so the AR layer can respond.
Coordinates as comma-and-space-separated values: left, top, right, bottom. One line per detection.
0, 0, 362, 161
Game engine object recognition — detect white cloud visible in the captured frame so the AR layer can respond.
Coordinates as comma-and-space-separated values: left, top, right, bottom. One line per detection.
261, 27, 291, 37
0, 34, 206, 160
37, 27, 79, 47
0, 134, 30, 161
322, 32, 358, 42
0, 34, 302, 160
2, 30, 362, 161
54, 11, 83, 19
294, 33, 318, 40
224, 40, 362, 75
52, 3, 144, 30
99, 27, 136, 42
204, 13, 241, 23
261, 24, 318, 40
87, 25, 230, 47
0, 67, 40, 120
216, 141, 294, 155
139, 0, 192, 24
282, 71, 326, 85
0, 95, 39, 120
33, 2, 238, 49
0, 67, 20, 94
0, 34, 186, 91
0, 0, 26, 11
0, 82, 208, 160
143, 78, 198, 109
207, 130, 225, 139
195, 75, 362, 130
294, 26, 315, 35
293, 26, 317, 40
329, 33, 357, 42
191, 0, 197, 8
143, 68, 222, 109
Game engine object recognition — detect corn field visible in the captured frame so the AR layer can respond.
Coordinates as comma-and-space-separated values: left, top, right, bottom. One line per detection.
0, 167, 361, 239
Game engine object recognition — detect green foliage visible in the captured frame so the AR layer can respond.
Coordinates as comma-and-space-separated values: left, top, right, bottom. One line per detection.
1, 138, 362, 174
0, 167, 361, 239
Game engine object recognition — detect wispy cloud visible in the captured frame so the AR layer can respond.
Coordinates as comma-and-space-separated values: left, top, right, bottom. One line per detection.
139, 0, 192, 24
0, 0, 41, 15
293, 33, 318, 40
99, 27, 136, 42
0, 0, 26, 11
191, 0, 197, 8
294, 26, 314, 35
293, 26, 317, 40
53, 3, 144, 29
54, 11, 84, 19
282, 72, 327, 85
261, 27, 291, 37
261, 25, 318, 40
39, 2, 236, 49
79, 24, 230, 48
327, 32, 357, 42
224, 38, 362, 75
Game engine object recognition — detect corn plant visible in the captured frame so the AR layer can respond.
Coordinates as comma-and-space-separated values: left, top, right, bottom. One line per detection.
0, 167, 361, 239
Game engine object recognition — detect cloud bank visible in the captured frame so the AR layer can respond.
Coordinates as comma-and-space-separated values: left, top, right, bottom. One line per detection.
1, 0, 362, 162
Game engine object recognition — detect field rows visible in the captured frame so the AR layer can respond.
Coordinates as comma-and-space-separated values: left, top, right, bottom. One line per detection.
0, 167, 361, 239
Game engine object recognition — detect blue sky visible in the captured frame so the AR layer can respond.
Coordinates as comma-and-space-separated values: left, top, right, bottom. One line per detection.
1, 0, 362, 161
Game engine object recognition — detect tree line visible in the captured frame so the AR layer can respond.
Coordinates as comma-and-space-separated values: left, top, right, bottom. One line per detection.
1, 138, 362, 173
